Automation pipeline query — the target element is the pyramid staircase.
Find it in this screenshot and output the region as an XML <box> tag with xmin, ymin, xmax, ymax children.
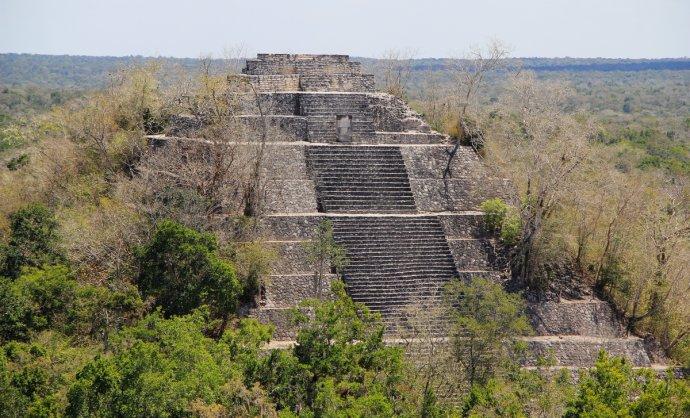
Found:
<box><xmin>330</xmin><ymin>215</ymin><xmax>457</xmax><ymax>331</ymax></box>
<box><xmin>214</xmin><ymin>53</ymin><xmax>668</xmax><ymax>369</ymax></box>
<box><xmin>307</xmin><ymin>146</ymin><xmax>416</xmax><ymax>213</ymax></box>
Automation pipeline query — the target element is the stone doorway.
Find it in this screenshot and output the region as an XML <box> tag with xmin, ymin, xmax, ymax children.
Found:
<box><xmin>336</xmin><ymin>115</ymin><xmax>352</xmax><ymax>142</ymax></box>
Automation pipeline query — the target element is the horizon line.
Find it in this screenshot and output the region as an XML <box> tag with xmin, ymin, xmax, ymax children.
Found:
<box><xmin>2</xmin><ymin>51</ymin><xmax>689</xmax><ymax>61</ymax></box>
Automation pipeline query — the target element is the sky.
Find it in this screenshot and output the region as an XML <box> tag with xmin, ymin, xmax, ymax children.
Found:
<box><xmin>1</xmin><ymin>0</ymin><xmax>689</xmax><ymax>59</ymax></box>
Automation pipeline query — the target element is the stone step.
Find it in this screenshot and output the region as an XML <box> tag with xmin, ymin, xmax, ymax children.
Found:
<box><xmin>323</xmin><ymin>204</ymin><xmax>417</xmax><ymax>210</ymax></box>
<box><xmin>323</xmin><ymin>208</ymin><xmax>418</xmax><ymax>214</ymax></box>
<box><xmin>313</xmin><ymin>167</ymin><xmax>407</xmax><ymax>171</ymax></box>
<box><xmin>330</xmin><ymin>215</ymin><xmax>459</xmax><ymax>331</ymax></box>
<box><xmin>527</xmin><ymin>300</ymin><xmax>626</xmax><ymax>338</ymax></box>
<box><xmin>346</xmin><ymin>263</ymin><xmax>456</xmax><ymax>271</ymax></box>
<box><xmin>316</xmin><ymin>178</ymin><xmax>411</xmax><ymax>183</ymax></box>
<box><xmin>346</xmin><ymin>285</ymin><xmax>449</xmax><ymax>295</ymax></box>
<box><xmin>336</xmin><ymin>232</ymin><xmax>448</xmax><ymax>239</ymax></box>
<box><xmin>322</xmin><ymin>204</ymin><xmax>417</xmax><ymax>211</ymax></box>
<box><xmin>309</xmin><ymin>145</ymin><xmax>417</xmax><ymax>212</ymax></box>
<box><xmin>345</xmin><ymin>244</ymin><xmax>451</xmax><ymax>250</ymax></box>
<box><xmin>337</xmin><ymin>238</ymin><xmax>449</xmax><ymax>245</ymax></box>
<box><xmin>312</xmin><ymin>162</ymin><xmax>406</xmax><ymax>166</ymax></box>
<box><xmin>314</xmin><ymin>189</ymin><xmax>416</xmax><ymax>195</ymax></box>
<box><xmin>347</xmin><ymin>263</ymin><xmax>455</xmax><ymax>270</ymax></box>
<box><xmin>345</xmin><ymin>253</ymin><xmax>453</xmax><ymax>261</ymax></box>
<box><xmin>523</xmin><ymin>336</ymin><xmax>651</xmax><ymax>367</ymax></box>
<box><xmin>346</xmin><ymin>272</ymin><xmax>455</xmax><ymax>279</ymax></box>
<box><xmin>318</xmin><ymin>191</ymin><xmax>415</xmax><ymax>197</ymax></box>
<box><xmin>345</xmin><ymin>250</ymin><xmax>452</xmax><ymax>258</ymax></box>
<box><xmin>308</xmin><ymin>151</ymin><xmax>403</xmax><ymax>156</ymax></box>
<box><xmin>345</xmin><ymin>271</ymin><xmax>455</xmax><ymax>278</ymax></box>
<box><xmin>337</xmin><ymin>243</ymin><xmax>451</xmax><ymax>252</ymax></box>
<box><xmin>335</xmin><ymin>227</ymin><xmax>445</xmax><ymax>234</ymax></box>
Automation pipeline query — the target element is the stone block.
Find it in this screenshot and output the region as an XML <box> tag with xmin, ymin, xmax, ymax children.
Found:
<box><xmin>523</xmin><ymin>336</ymin><xmax>651</xmax><ymax>367</ymax></box>
<box><xmin>264</xmin><ymin>179</ymin><xmax>318</xmax><ymax>214</ymax></box>
<box><xmin>258</xmin><ymin>215</ymin><xmax>325</xmax><ymax>240</ymax></box>
<box><xmin>447</xmin><ymin>238</ymin><xmax>500</xmax><ymax>271</ymax></box>
<box><xmin>265</xmin><ymin>241</ymin><xmax>313</xmax><ymax>275</ymax></box>
<box><xmin>409</xmin><ymin>178</ymin><xmax>507</xmax><ymax>212</ymax></box>
<box><xmin>437</xmin><ymin>213</ymin><xmax>489</xmax><ymax>239</ymax></box>
<box><xmin>527</xmin><ymin>300</ymin><xmax>626</xmax><ymax>337</ymax></box>
<box><xmin>264</xmin><ymin>274</ymin><xmax>335</xmax><ymax>307</ymax></box>
<box><xmin>401</xmin><ymin>145</ymin><xmax>486</xmax><ymax>179</ymax></box>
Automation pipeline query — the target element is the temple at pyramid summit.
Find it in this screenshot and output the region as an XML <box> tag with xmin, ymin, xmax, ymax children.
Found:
<box><xmin>158</xmin><ymin>53</ymin><xmax>665</xmax><ymax>368</ymax></box>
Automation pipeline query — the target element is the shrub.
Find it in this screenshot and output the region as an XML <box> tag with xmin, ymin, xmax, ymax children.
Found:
<box><xmin>499</xmin><ymin>212</ymin><xmax>522</xmax><ymax>246</ymax></box>
<box><xmin>480</xmin><ymin>198</ymin><xmax>510</xmax><ymax>232</ymax></box>
<box><xmin>0</xmin><ymin>265</ymin><xmax>142</xmax><ymax>343</ymax></box>
<box><xmin>480</xmin><ymin>198</ymin><xmax>522</xmax><ymax>246</ymax></box>
<box><xmin>135</xmin><ymin>220</ymin><xmax>242</xmax><ymax>319</ymax></box>
<box><xmin>1</xmin><ymin>204</ymin><xmax>64</xmax><ymax>278</ymax></box>
<box><xmin>66</xmin><ymin>311</ymin><xmax>275</xmax><ymax>417</ymax></box>
<box><xmin>6</xmin><ymin>153</ymin><xmax>29</xmax><ymax>171</ymax></box>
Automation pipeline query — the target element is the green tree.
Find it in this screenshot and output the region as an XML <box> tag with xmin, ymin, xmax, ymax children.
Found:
<box><xmin>1</xmin><ymin>203</ymin><xmax>63</xmax><ymax>278</ymax></box>
<box><xmin>135</xmin><ymin>220</ymin><xmax>242</xmax><ymax>324</ymax></box>
<box><xmin>253</xmin><ymin>281</ymin><xmax>416</xmax><ymax>416</ymax></box>
<box><xmin>0</xmin><ymin>332</ymin><xmax>100</xmax><ymax>417</ymax></box>
<box><xmin>0</xmin><ymin>265</ymin><xmax>142</xmax><ymax>344</ymax></box>
<box><xmin>303</xmin><ymin>220</ymin><xmax>347</xmax><ymax>299</ymax></box>
<box><xmin>446</xmin><ymin>277</ymin><xmax>532</xmax><ymax>387</ymax></box>
<box><xmin>566</xmin><ymin>351</ymin><xmax>690</xmax><ymax>418</ymax></box>
<box><xmin>66</xmin><ymin>310</ymin><xmax>276</xmax><ymax>417</ymax></box>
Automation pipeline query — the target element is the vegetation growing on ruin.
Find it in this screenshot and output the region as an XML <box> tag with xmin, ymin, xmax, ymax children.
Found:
<box><xmin>397</xmin><ymin>44</ymin><xmax>690</xmax><ymax>368</ymax></box>
<box><xmin>0</xmin><ymin>53</ymin><xmax>689</xmax><ymax>415</ymax></box>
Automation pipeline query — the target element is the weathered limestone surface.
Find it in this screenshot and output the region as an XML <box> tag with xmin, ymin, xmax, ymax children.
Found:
<box><xmin>252</xmin><ymin>308</ymin><xmax>300</xmax><ymax>340</ymax></box>
<box><xmin>160</xmin><ymin>54</ymin><xmax>660</xmax><ymax>368</ymax></box>
<box><xmin>523</xmin><ymin>337</ymin><xmax>651</xmax><ymax>367</ymax></box>
<box><xmin>244</xmin><ymin>54</ymin><xmax>362</xmax><ymax>76</ymax></box>
<box><xmin>447</xmin><ymin>239</ymin><xmax>501</xmax><ymax>271</ymax></box>
<box><xmin>264</xmin><ymin>180</ymin><xmax>318</xmax><ymax>214</ymax></box>
<box><xmin>245</xmin><ymin>74</ymin><xmax>301</xmax><ymax>92</ymax></box>
<box><xmin>264</xmin><ymin>274</ymin><xmax>335</xmax><ymax>308</ymax></box>
<box><xmin>257</xmin><ymin>215</ymin><xmax>325</xmax><ymax>240</ymax></box>
<box><xmin>266</xmin><ymin>241</ymin><xmax>312</xmax><ymax>275</ymax></box>
<box><xmin>528</xmin><ymin>300</ymin><xmax>626</xmax><ymax>337</ymax></box>
<box><xmin>370</xmin><ymin>132</ymin><xmax>446</xmax><ymax>144</ymax></box>
<box><xmin>437</xmin><ymin>213</ymin><xmax>488</xmax><ymax>239</ymax></box>
<box><xmin>237</xmin><ymin>115</ymin><xmax>307</xmax><ymax>141</ymax></box>
<box><xmin>369</xmin><ymin>93</ymin><xmax>432</xmax><ymax>132</ymax></box>
<box><xmin>300</xmin><ymin>74</ymin><xmax>375</xmax><ymax>92</ymax></box>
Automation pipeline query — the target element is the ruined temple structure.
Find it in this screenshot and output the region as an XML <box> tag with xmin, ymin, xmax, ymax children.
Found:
<box><xmin>159</xmin><ymin>54</ymin><xmax>665</xmax><ymax>369</ymax></box>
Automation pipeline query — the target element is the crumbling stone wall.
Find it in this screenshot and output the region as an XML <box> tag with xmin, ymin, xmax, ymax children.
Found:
<box><xmin>244</xmin><ymin>54</ymin><xmax>362</xmax><ymax>75</ymax></box>
<box><xmin>300</xmin><ymin>74</ymin><xmax>375</xmax><ymax>92</ymax></box>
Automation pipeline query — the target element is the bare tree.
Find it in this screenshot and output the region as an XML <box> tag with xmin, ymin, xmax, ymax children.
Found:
<box><xmin>486</xmin><ymin>73</ymin><xmax>594</xmax><ymax>289</ymax></box>
<box><xmin>444</xmin><ymin>40</ymin><xmax>510</xmax><ymax>178</ymax></box>
<box><xmin>131</xmin><ymin>52</ymin><xmax>274</xmax><ymax>230</ymax></box>
<box><xmin>379</xmin><ymin>48</ymin><xmax>417</xmax><ymax>99</ymax></box>
<box><xmin>624</xmin><ymin>180</ymin><xmax>690</xmax><ymax>341</ymax></box>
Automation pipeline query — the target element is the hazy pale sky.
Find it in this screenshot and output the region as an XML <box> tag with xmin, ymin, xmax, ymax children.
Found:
<box><xmin>1</xmin><ymin>0</ymin><xmax>689</xmax><ymax>58</ymax></box>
